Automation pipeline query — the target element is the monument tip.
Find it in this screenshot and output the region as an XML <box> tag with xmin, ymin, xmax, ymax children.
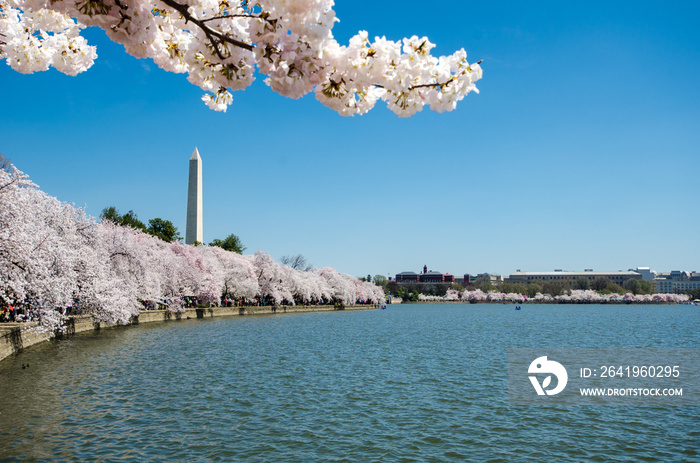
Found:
<box><xmin>190</xmin><ymin>147</ymin><xmax>201</xmax><ymax>161</ymax></box>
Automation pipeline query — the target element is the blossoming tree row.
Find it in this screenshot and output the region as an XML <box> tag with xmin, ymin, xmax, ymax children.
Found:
<box><xmin>0</xmin><ymin>164</ymin><xmax>384</xmax><ymax>331</ymax></box>
<box><xmin>418</xmin><ymin>289</ymin><xmax>690</xmax><ymax>304</ymax></box>
<box><xmin>0</xmin><ymin>0</ymin><xmax>482</xmax><ymax>115</ymax></box>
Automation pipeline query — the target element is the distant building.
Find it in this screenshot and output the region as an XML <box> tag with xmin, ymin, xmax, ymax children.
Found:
<box><xmin>505</xmin><ymin>269</ymin><xmax>642</xmax><ymax>286</ymax></box>
<box><xmin>395</xmin><ymin>272</ymin><xmax>419</xmax><ymax>283</ymax></box>
<box><xmin>421</xmin><ymin>271</ymin><xmax>454</xmax><ymax>283</ymax></box>
<box><xmin>474</xmin><ymin>273</ymin><xmax>502</xmax><ymax>285</ymax></box>
<box><xmin>631</xmin><ymin>267</ymin><xmax>656</xmax><ymax>281</ymax></box>
<box><xmin>395</xmin><ymin>265</ymin><xmax>454</xmax><ymax>284</ymax></box>
<box><xmin>654</xmin><ymin>271</ymin><xmax>700</xmax><ymax>293</ymax></box>
<box><xmin>454</xmin><ymin>275</ymin><xmax>472</xmax><ymax>286</ymax></box>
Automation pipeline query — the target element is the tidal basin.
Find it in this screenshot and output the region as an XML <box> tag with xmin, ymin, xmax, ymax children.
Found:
<box><xmin>0</xmin><ymin>303</ymin><xmax>698</xmax><ymax>461</ymax></box>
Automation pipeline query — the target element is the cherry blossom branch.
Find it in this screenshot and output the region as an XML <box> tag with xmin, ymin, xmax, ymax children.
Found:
<box><xmin>374</xmin><ymin>60</ymin><xmax>483</xmax><ymax>92</ymax></box>
<box><xmin>31</xmin><ymin>234</ymin><xmax>50</xmax><ymax>253</ymax></box>
<box><xmin>110</xmin><ymin>251</ymin><xmax>134</xmax><ymax>259</ymax></box>
<box><xmin>3</xmin><ymin>2</ymin><xmax>483</xmax><ymax>116</ymax></box>
<box><xmin>11</xmin><ymin>261</ymin><xmax>26</xmax><ymax>272</ymax></box>
<box><xmin>200</xmin><ymin>13</ymin><xmax>259</xmax><ymax>24</ymax></box>
<box><xmin>159</xmin><ymin>0</ymin><xmax>254</xmax><ymax>55</ymax></box>
<box><xmin>0</xmin><ymin>176</ymin><xmax>19</xmax><ymax>192</ymax></box>
<box><xmin>76</xmin><ymin>223</ymin><xmax>95</xmax><ymax>238</ymax></box>
<box><xmin>112</xmin><ymin>0</ymin><xmax>131</xmax><ymax>28</ymax></box>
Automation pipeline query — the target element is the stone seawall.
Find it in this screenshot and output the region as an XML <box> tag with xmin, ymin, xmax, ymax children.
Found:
<box><xmin>0</xmin><ymin>304</ymin><xmax>376</xmax><ymax>363</ymax></box>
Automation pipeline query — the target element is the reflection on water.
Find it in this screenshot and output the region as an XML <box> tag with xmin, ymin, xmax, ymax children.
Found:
<box><xmin>0</xmin><ymin>304</ymin><xmax>698</xmax><ymax>461</ymax></box>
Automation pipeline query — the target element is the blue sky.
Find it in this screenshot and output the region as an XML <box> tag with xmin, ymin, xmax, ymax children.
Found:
<box><xmin>2</xmin><ymin>0</ymin><xmax>699</xmax><ymax>279</ymax></box>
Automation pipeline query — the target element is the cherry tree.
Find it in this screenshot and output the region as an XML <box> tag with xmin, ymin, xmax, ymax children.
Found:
<box><xmin>71</xmin><ymin>215</ymin><xmax>139</xmax><ymax>326</ymax></box>
<box><xmin>461</xmin><ymin>289</ymin><xmax>486</xmax><ymax>302</ymax></box>
<box><xmin>317</xmin><ymin>266</ymin><xmax>356</xmax><ymax>304</ymax></box>
<box><xmin>0</xmin><ymin>0</ymin><xmax>482</xmax><ymax>116</ymax></box>
<box><xmin>99</xmin><ymin>221</ymin><xmax>161</xmax><ymax>303</ymax></box>
<box><xmin>364</xmin><ymin>279</ymin><xmax>384</xmax><ymax>304</ymax></box>
<box><xmin>296</xmin><ymin>268</ymin><xmax>332</xmax><ymax>303</ymax></box>
<box><xmin>504</xmin><ymin>292</ymin><xmax>525</xmax><ymax>303</ymax></box>
<box><xmin>0</xmin><ymin>165</ymin><xmax>79</xmax><ymax>329</ymax></box>
<box><xmin>208</xmin><ymin>245</ymin><xmax>259</xmax><ymax>301</ymax></box>
<box><xmin>253</xmin><ymin>250</ymin><xmax>293</xmax><ymax>304</ymax></box>
<box><xmin>444</xmin><ymin>289</ymin><xmax>460</xmax><ymax>301</ymax></box>
<box><xmin>1</xmin><ymin>163</ymin><xmax>386</xmax><ymax>330</ymax></box>
<box><xmin>0</xmin><ymin>165</ymin><xmax>136</xmax><ymax>330</ymax></box>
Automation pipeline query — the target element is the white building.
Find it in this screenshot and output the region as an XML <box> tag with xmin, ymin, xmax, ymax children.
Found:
<box><xmin>654</xmin><ymin>271</ymin><xmax>700</xmax><ymax>294</ymax></box>
<box><xmin>506</xmin><ymin>269</ymin><xmax>642</xmax><ymax>286</ymax></box>
<box><xmin>631</xmin><ymin>267</ymin><xmax>656</xmax><ymax>281</ymax></box>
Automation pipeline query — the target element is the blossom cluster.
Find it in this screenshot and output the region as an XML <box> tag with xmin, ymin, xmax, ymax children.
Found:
<box><xmin>0</xmin><ymin>0</ymin><xmax>482</xmax><ymax>116</ymax></box>
<box><xmin>0</xmin><ymin>164</ymin><xmax>384</xmax><ymax>332</ymax></box>
<box><xmin>418</xmin><ymin>289</ymin><xmax>690</xmax><ymax>304</ymax></box>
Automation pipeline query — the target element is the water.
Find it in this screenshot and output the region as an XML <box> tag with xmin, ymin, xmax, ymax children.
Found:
<box><xmin>0</xmin><ymin>304</ymin><xmax>698</xmax><ymax>462</ymax></box>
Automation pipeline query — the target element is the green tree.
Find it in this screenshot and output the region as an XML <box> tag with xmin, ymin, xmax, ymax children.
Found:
<box><xmin>386</xmin><ymin>280</ymin><xmax>399</xmax><ymax>295</ymax></box>
<box><xmin>607</xmin><ymin>283</ymin><xmax>626</xmax><ymax>295</ymax></box>
<box><xmin>592</xmin><ymin>276</ymin><xmax>611</xmax><ymax>291</ymax></box>
<box><xmin>575</xmin><ymin>277</ymin><xmax>590</xmax><ymax>290</ymax></box>
<box><xmin>473</xmin><ymin>274</ymin><xmax>496</xmax><ymax>292</ymax></box>
<box><xmin>100</xmin><ymin>206</ymin><xmax>146</xmax><ymax>231</ymax></box>
<box><xmin>542</xmin><ymin>282</ymin><xmax>565</xmax><ymax>297</ymax></box>
<box><xmin>450</xmin><ymin>282</ymin><xmax>465</xmax><ymax>292</ymax></box>
<box><xmin>501</xmin><ymin>282</ymin><xmax>527</xmax><ymax>295</ymax></box>
<box><xmin>406</xmin><ymin>290</ymin><xmax>420</xmax><ymax>302</ymax></box>
<box><xmin>526</xmin><ymin>283</ymin><xmax>542</xmax><ymax>299</ymax></box>
<box><xmin>373</xmin><ymin>275</ymin><xmax>388</xmax><ymax>288</ymax></box>
<box><xmin>624</xmin><ymin>279</ymin><xmax>652</xmax><ymax>295</ymax></box>
<box><xmin>623</xmin><ymin>279</ymin><xmax>641</xmax><ymax>295</ymax></box>
<box><xmin>480</xmin><ymin>282</ymin><xmax>496</xmax><ymax>292</ymax></box>
<box><xmin>210</xmin><ymin>234</ymin><xmax>246</xmax><ymax>254</ymax></box>
<box><xmin>147</xmin><ymin>218</ymin><xmax>181</xmax><ymax>242</ymax></box>
<box><xmin>121</xmin><ymin>210</ymin><xmax>147</xmax><ymax>231</ymax></box>
<box><xmin>100</xmin><ymin>206</ymin><xmax>121</xmax><ymax>222</ymax></box>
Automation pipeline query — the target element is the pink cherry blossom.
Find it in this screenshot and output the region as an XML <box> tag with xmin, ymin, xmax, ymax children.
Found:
<box><xmin>0</xmin><ymin>164</ymin><xmax>385</xmax><ymax>332</ymax></box>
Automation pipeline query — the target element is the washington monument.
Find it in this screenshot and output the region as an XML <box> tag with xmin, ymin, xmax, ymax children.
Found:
<box><xmin>186</xmin><ymin>148</ymin><xmax>203</xmax><ymax>244</ymax></box>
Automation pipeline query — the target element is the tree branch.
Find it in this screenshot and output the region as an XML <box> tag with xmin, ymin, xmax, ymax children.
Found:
<box><xmin>112</xmin><ymin>0</ymin><xmax>131</xmax><ymax>28</ymax></box>
<box><xmin>31</xmin><ymin>234</ymin><xmax>50</xmax><ymax>253</ymax></box>
<box><xmin>373</xmin><ymin>60</ymin><xmax>482</xmax><ymax>92</ymax></box>
<box><xmin>110</xmin><ymin>251</ymin><xmax>133</xmax><ymax>259</ymax></box>
<box><xmin>159</xmin><ymin>0</ymin><xmax>254</xmax><ymax>57</ymax></box>
<box><xmin>12</xmin><ymin>261</ymin><xmax>27</xmax><ymax>272</ymax></box>
<box><xmin>200</xmin><ymin>13</ymin><xmax>259</xmax><ymax>24</ymax></box>
<box><xmin>0</xmin><ymin>178</ymin><xmax>17</xmax><ymax>192</ymax></box>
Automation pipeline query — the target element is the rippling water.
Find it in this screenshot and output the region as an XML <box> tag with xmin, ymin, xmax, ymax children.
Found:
<box><xmin>0</xmin><ymin>304</ymin><xmax>698</xmax><ymax>461</ymax></box>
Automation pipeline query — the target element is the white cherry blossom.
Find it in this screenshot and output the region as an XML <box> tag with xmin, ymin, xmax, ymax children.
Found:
<box><xmin>1</xmin><ymin>0</ymin><xmax>482</xmax><ymax>115</ymax></box>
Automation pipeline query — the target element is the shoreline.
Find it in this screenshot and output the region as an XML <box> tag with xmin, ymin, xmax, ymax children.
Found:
<box><xmin>0</xmin><ymin>304</ymin><xmax>377</xmax><ymax>363</ymax></box>
<box><xmin>406</xmin><ymin>300</ymin><xmax>690</xmax><ymax>305</ymax></box>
